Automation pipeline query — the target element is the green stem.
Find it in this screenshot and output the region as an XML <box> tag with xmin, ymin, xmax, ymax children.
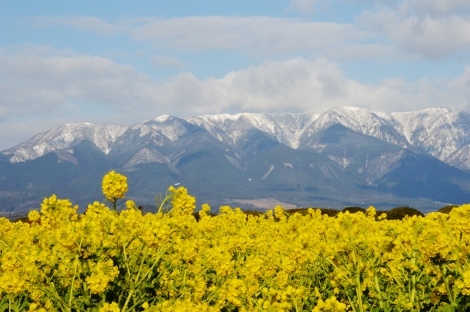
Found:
<box><xmin>133</xmin><ymin>245</ymin><xmax>149</xmax><ymax>283</ymax></box>
<box><xmin>346</xmin><ymin>294</ymin><xmax>359</xmax><ymax>312</ymax></box>
<box><xmin>440</xmin><ymin>263</ymin><xmax>456</xmax><ymax>306</ymax></box>
<box><xmin>355</xmin><ymin>272</ymin><xmax>364</xmax><ymax>312</ymax></box>
<box><xmin>68</xmin><ymin>237</ymin><xmax>83</xmax><ymax>310</ymax></box>
<box><xmin>122</xmin><ymin>240</ymin><xmax>131</xmax><ymax>275</ymax></box>
<box><xmin>121</xmin><ymin>289</ymin><xmax>134</xmax><ymax>312</ymax></box>
<box><xmin>157</xmin><ymin>194</ymin><xmax>172</xmax><ymax>214</ymax></box>
<box><xmin>409</xmin><ymin>252</ymin><xmax>416</xmax><ymax>306</ymax></box>
<box><xmin>120</xmin><ymin>246</ymin><xmax>166</xmax><ymax>309</ymax></box>
<box><xmin>374</xmin><ymin>273</ymin><xmax>384</xmax><ymax>309</ymax></box>
<box><xmin>351</xmin><ymin>250</ymin><xmax>364</xmax><ymax>312</ymax></box>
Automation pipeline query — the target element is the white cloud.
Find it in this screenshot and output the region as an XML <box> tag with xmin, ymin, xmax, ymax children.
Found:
<box><xmin>358</xmin><ymin>1</ymin><xmax>470</xmax><ymax>59</ymax></box>
<box><xmin>0</xmin><ymin>47</ymin><xmax>160</xmax><ymax>121</ymax></box>
<box><xmin>406</xmin><ymin>0</ymin><xmax>470</xmax><ymax>16</ymax></box>
<box><xmin>321</xmin><ymin>0</ymin><xmax>470</xmax><ymax>16</ymax></box>
<box><xmin>26</xmin><ymin>16</ymin><xmax>372</xmax><ymax>58</ymax></box>
<box><xmin>449</xmin><ymin>67</ymin><xmax>470</xmax><ymax>105</ymax></box>
<box><xmin>192</xmin><ymin>57</ymin><xmax>470</xmax><ymax>114</ymax></box>
<box><xmin>23</xmin><ymin>2</ymin><xmax>470</xmax><ymax>62</ymax></box>
<box><xmin>129</xmin><ymin>16</ymin><xmax>369</xmax><ymax>57</ymax></box>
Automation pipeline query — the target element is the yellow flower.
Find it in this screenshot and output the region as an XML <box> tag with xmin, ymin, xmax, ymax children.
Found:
<box><xmin>274</xmin><ymin>205</ymin><xmax>286</xmax><ymax>220</ymax></box>
<box><xmin>6</xmin><ymin>171</ymin><xmax>470</xmax><ymax>311</ymax></box>
<box><xmin>28</xmin><ymin>210</ymin><xmax>40</xmax><ymax>222</ymax></box>
<box><xmin>366</xmin><ymin>206</ymin><xmax>376</xmax><ymax>218</ymax></box>
<box><xmin>201</xmin><ymin>203</ymin><xmax>211</xmax><ymax>213</ymax></box>
<box><xmin>102</xmin><ymin>170</ymin><xmax>128</xmax><ymax>203</ymax></box>
<box><xmin>456</xmin><ymin>269</ymin><xmax>470</xmax><ymax>295</ymax></box>
<box><xmin>125</xmin><ymin>199</ymin><xmax>137</xmax><ymax>210</ymax></box>
<box><xmin>99</xmin><ymin>302</ymin><xmax>120</xmax><ymax>312</ymax></box>
<box><xmin>168</xmin><ymin>186</ymin><xmax>196</xmax><ymax>215</ymax></box>
<box><xmin>312</xmin><ymin>296</ymin><xmax>347</xmax><ymax>311</ymax></box>
<box><xmin>378</xmin><ymin>213</ymin><xmax>387</xmax><ymax>220</ymax></box>
<box><xmin>86</xmin><ymin>260</ymin><xmax>119</xmax><ymax>294</ymax></box>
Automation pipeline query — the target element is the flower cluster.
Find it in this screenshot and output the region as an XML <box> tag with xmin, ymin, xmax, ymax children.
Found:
<box><xmin>1</xmin><ymin>172</ymin><xmax>470</xmax><ymax>311</ymax></box>
<box><xmin>102</xmin><ymin>170</ymin><xmax>128</xmax><ymax>206</ymax></box>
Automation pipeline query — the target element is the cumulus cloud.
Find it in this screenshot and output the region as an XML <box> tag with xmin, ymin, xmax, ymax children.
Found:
<box><xmin>195</xmin><ymin>57</ymin><xmax>470</xmax><ymax>114</ymax></box>
<box><xmin>0</xmin><ymin>49</ymin><xmax>158</xmax><ymax>121</ymax></box>
<box><xmin>357</xmin><ymin>0</ymin><xmax>470</xmax><ymax>59</ymax></box>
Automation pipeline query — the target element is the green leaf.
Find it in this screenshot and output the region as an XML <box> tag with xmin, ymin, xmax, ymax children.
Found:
<box><xmin>438</xmin><ymin>303</ymin><xmax>456</xmax><ymax>312</ymax></box>
<box><xmin>0</xmin><ymin>303</ymin><xmax>10</xmax><ymax>311</ymax></box>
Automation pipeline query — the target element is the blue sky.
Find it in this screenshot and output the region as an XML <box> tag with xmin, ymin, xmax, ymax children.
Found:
<box><xmin>1</xmin><ymin>0</ymin><xmax>470</xmax><ymax>149</ymax></box>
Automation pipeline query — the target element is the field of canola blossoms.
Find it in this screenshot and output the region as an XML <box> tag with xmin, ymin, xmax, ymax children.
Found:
<box><xmin>1</xmin><ymin>171</ymin><xmax>470</xmax><ymax>311</ymax></box>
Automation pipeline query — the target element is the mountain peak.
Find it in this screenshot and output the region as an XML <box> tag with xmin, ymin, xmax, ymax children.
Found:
<box><xmin>155</xmin><ymin>115</ymin><xmax>171</xmax><ymax>122</ymax></box>
<box><xmin>3</xmin><ymin>123</ymin><xmax>128</xmax><ymax>163</ymax></box>
<box><xmin>391</xmin><ymin>107</ymin><xmax>470</xmax><ymax>161</ymax></box>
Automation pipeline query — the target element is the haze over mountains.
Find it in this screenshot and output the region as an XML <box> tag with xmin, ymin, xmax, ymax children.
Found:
<box><xmin>2</xmin><ymin>106</ymin><xmax>470</xmax><ymax>214</ymax></box>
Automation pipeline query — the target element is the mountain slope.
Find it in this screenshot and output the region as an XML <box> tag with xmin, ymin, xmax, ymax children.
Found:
<box><xmin>391</xmin><ymin>107</ymin><xmax>470</xmax><ymax>170</ymax></box>
<box><xmin>376</xmin><ymin>152</ymin><xmax>470</xmax><ymax>203</ymax></box>
<box><xmin>3</xmin><ymin>106</ymin><xmax>470</xmax><ymax>213</ymax></box>
<box><xmin>302</xmin><ymin>106</ymin><xmax>411</xmax><ymax>148</ymax></box>
<box><xmin>3</xmin><ymin>123</ymin><xmax>127</xmax><ymax>163</ymax></box>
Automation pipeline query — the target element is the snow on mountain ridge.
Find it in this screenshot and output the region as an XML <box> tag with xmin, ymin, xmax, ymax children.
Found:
<box><xmin>391</xmin><ymin>107</ymin><xmax>470</xmax><ymax>161</ymax></box>
<box><xmin>187</xmin><ymin>112</ymin><xmax>319</xmax><ymax>148</ymax></box>
<box><xmin>124</xmin><ymin>148</ymin><xmax>169</xmax><ymax>168</ymax></box>
<box><xmin>184</xmin><ymin>116</ymin><xmax>231</xmax><ymax>143</ymax></box>
<box><xmin>302</xmin><ymin>107</ymin><xmax>411</xmax><ymax>149</ymax></box>
<box><xmin>269</xmin><ymin>112</ymin><xmax>319</xmax><ymax>148</ymax></box>
<box><xmin>4</xmin><ymin>107</ymin><xmax>470</xmax><ymax>171</ymax></box>
<box><xmin>183</xmin><ymin>107</ymin><xmax>470</xmax><ymax>170</ymax></box>
<box><xmin>4</xmin><ymin>123</ymin><xmax>128</xmax><ymax>163</ymax></box>
<box><xmin>136</xmin><ymin>118</ymin><xmax>191</xmax><ymax>142</ymax></box>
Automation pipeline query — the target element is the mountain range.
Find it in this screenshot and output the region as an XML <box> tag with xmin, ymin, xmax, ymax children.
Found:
<box><xmin>2</xmin><ymin>106</ymin><xmax>470</xmax><ymax>214</ymax></box>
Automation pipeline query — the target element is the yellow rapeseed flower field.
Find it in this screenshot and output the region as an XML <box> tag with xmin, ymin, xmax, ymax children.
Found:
<box><xmin>1</xmin><ymin>171</ymin><xmax>470</xmax><ymax>311</ymax></box>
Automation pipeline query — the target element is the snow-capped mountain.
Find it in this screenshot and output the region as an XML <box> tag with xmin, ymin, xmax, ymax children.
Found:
<box><xmin>391</xmin><ymin>107</ymin><xmax>470</xmax><ymax>167</ymax></box>
<box><xmin>2</xmin><ymin>106</ymin><xmax>470</xmax><ymax>213</ymax></box>
<box><xmin>4</xmin><ymin>123</ymin><xmax>128</xmax><ymax>163</ymax></box>
<box><xmin>186</xmin><ymin>106</ymin><xmax>470</xmax><ymax>170</ymax></box>
<box><xmin>303</xmin><ymin>106</ymin><xmax>411</xmax><ymax>149</ymax></box>
<box><xmin>6</xmin><ymin>106</ymin><xmax>470</xmax><ymax>170</ymax></box>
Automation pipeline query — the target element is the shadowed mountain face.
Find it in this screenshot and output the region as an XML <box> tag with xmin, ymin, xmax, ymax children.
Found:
<box><xmin>2</xmin><ymin>107</ymin><xmax>470</xmax><ymax>214</ymax></box>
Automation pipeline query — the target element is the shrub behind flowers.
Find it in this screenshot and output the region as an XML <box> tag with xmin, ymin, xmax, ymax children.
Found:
<box><xmin>1</xmin><ymin>171</ymin><xmax>470</xmax><ymax>311</ymax></box>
